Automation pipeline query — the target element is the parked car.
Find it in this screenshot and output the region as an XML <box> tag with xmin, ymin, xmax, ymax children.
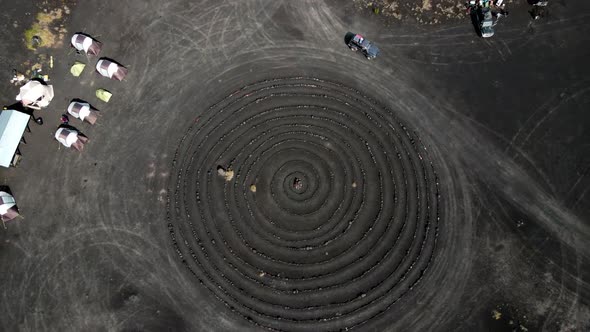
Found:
<box><xmin>479</xmin><ymin>7</ymin><xmax>495</xmax><ymax>38</ymax></box>
<box><xmin>347</xmin><ymin>34</ymin><xmax>379</xmax><ymax>59</ymax></box>
<box><xmin>467</xmin><ymin>2</ymin><xmax>495</xmax><ymax>38</ymax></box>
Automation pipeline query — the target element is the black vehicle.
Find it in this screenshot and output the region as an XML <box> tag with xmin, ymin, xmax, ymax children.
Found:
<box><xmin>347</xmin><ymin>34</ymin><xmax>379</xmax><ymax>60</ymax></box>
<box><xmin>467</xmin><ymin>2</ymin><xmax>495</xmax><ymax>38</ymax></box>
<box><xmin>479</xmin><ymin>7</ymin><xmax>495</xmax><ymax>38</ymax></box>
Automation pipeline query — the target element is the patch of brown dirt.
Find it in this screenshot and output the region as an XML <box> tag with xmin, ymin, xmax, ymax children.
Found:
<box><xmin>353</xmin><ymin>0</ymin><xmax>515</xmax><ymax>25</ymax></box>
<box><xmin>23</xmin><ymin>1</ymin><xmax>76</xmax><ymax>50</ymax></box>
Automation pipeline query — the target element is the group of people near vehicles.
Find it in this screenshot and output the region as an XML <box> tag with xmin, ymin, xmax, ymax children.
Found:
<box><xmin>529</xmin><ymin>0</ymin><xmax>549</xmax><ymax>20</ymax></box>
<box><xmin>467</xmin><ymin>0</ymin><xmax>551</xmax><ymax>38</ymax></box>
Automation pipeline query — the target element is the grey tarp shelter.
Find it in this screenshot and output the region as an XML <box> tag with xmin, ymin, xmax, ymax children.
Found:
<box><xmin>0</xmin><ymin>110</ymin><xmax>30</xmax><ymax>168</ymax></box>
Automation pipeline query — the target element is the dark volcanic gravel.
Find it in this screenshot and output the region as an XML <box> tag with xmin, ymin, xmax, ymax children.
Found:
<box><xmin>0</xmin><ymin>0</ymin><xmax>589</xmax><ymax>331</ymax></box>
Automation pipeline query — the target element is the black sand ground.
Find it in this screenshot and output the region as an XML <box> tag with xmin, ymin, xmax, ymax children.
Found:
<box><xmin>0</xmin><ymin>0</ymin><xmax>589</xmax><ymax>331</ymax></box>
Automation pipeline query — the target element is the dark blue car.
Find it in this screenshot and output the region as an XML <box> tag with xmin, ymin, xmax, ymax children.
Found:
<box><xmin>347</xmin><ymin>34</ymin><xmax>379</xmax><ymax>60</ymax></box>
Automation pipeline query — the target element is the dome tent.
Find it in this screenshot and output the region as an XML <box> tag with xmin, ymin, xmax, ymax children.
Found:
<box><xmin>67</xmin><ymin>101</ymin><xmax>98</xmax><ymax>125</ymax></box>
<box><xmin>16</xmin><ymin>80</ymin><xmax>54</xmax><ymax>110</ymax></box>
<box><xmin>0</xmin><ymin>190</ymin><xmax>20</xmax><ymax>225</ymax></box>
<box><xmin>55</xmin><ymin>127</ymin><xmax>89</xmax><ymax>151</ymax></box>
<box><xmin>96</xmin><ymin>58</ymin><xmax>128</xmax><ymax>81</ymax></box>
<box><xmin>71</xmin><ymin>33</ymin><xmax>102</xmax><ymax>56</ymax></box>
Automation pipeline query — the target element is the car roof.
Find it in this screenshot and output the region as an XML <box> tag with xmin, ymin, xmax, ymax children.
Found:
<box><xmin>367</xmin><ymin>45</ymin><xmax>379</xmax><ymax>56</ymax></box>
<box><xmin>352</xmin><ymin>33</ymin><xmax>378</xmax><ymax>56</ymax></box>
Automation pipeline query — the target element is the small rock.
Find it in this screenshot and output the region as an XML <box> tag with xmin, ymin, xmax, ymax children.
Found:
<box><xmin>492</xmin><ymin>309</ymin><xmax>502</xmax><ymax>320</ymax></box>
<box><xmin>217</xmin><ymin>166</ymin><xmax>226</xmax><ymax>176</ymax></box>
<box><xmin>224</xmin><ymin>170</ymin><xmax>234</xmax><ymax>181</ymax></box>
<box><xmin>216</xmin><ymin>166</ymin><xmax>234</xmax><ymax>181</ymax></box>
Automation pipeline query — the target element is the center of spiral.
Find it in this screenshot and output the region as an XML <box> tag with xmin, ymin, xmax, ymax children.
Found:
<box><xmin>288</xmin><ymin>173</ymin><xmax>307</xmax><ymax>194</ymax></box>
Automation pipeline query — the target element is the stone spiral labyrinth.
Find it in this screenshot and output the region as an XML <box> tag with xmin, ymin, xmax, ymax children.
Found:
<box><xmin>167</xmin><ymin>77</ymin><xmax>441</xmax><ymax>331</ymax></box>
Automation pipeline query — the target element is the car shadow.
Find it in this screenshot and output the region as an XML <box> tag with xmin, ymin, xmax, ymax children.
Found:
<box><xmin>0</xmin><ymin>185</ymin><xmax>14</xmax><ymax>195</ymax></box>
<box><xmin>344</xmin><ymin>32</ymin><xmax>355</xmax><ymax>46</ymax></box>
<box><xmin>470</xmin><ymin>10</ymin><xmax>482</xmax><ymax>37</ymax></box>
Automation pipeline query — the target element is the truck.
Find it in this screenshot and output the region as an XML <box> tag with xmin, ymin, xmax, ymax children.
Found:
<box><xmin>347</xmin><ymin>34</ymin><xmax>380</xmax><ymax>60</ymax></box>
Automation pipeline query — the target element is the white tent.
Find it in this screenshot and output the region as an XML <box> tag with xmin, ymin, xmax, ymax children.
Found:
<box><xmin>71</xmin><ymin>33</ymin><xmax>102</xmax><ymax>56</ymax></box>
<box><xmin>16</xmin><ymin>80</ymin><xmax>54</xmax><ymax>110</ymax></box>
<box><xmin>67</xmin><ymin>101</ymin><xmax>98</xmax><ymax>125</ymax></box>
<box><xmin>96</xmin><ymin>59</ymin><xmax>128</xmax><ymax>81</ymax></box>
<box><xmin>0</xmin><ymin>191</ymin><xmax>19</xmax><ymax>223</ymax></box>
<box><xmin>55</xmin><ymin>127</ymin><xmax>89</xmax><ymax>151</ymax></box>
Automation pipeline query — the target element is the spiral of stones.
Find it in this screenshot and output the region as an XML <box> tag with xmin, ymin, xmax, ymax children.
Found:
<box><xmin>167</xmin><ymin>77</ymin><xmax>440</xmax><ymax>331</ymax></box>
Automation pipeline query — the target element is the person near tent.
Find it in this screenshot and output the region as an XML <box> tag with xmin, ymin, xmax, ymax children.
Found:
<box><xmin>493</xmin><ymin>4</ymin><xmax>509</xmax><ymax>23</ymax></box>
<box><xmin>54</xmin><ymin>127</ymin><xmax>89</xmax><ymax>151</ymax></box>
<box><xmin>10</xmin><ymin>70</ymin><xmax>26</xmax><ymax>85</ymax></box>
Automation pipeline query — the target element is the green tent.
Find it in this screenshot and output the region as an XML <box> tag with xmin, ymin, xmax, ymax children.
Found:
<box><xmin>96</xmin><ymin>89</ymin><xmax>112</xmax><ymax>103</ymax></box>
<box><xmin>70</xmin><ymin>61</ymin><xmax>86</xmax><ymax>77</ymax></box>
